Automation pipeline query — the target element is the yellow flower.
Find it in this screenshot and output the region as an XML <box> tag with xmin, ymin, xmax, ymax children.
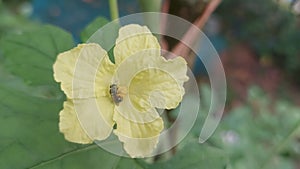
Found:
<box><xmin>53</xmin><ymin>24</ymin><xmax>188</xmax><ymax>158</ymax></box>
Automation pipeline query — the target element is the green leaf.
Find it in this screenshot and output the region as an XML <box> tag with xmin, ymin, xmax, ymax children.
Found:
<box><xmin>0</xmin><ymin>76</ymin><xmax>64</xmax><ymax>168</ymax></box>
<box><xmin>82</xmin><ymin>17</ymin><xmax>120</xmax><ymax>63</ymax></box>
<box><xmin>0</xmin><ymin>72</ymin><xmax>226</xmax><ymax>169</ymax></box>
<box><xmin>81</xmin><ymin>16</ymin><xmax>120</xmax><ymax>63</ymax></box>
<box><xmin>0</xmin><ymin>74</ymin><xmax>227</xmax><ymax>169</ymax></box>
<box><xmin>107</xmin><ymin>45</ymin><xmax>115</xmax><ymax>64</ymax></box>
<box><xmin>216</xmin><ymin>89</ymin><xmax>300</xmax><ymax>169</ymax></box>
<box><xmin>0</xmin><ymin>24</ymin><xmax>227</xmax><ymax>169</ymax></box>
<box><xmin>147</xmin><ymin>137</ymin><xmax>228</xmax><ymax>169</ymax></box>
<box><xmin>80</xmin><ymin>17</ymin><xmax>110</xmax><ymax>43</ymax></box>
<box><xmin>0</xmin><ymin>24</ymin><xmax>133</xmax><ymax>169</ymax></box>
<box><xmin>0</xmin><ymin>25</ymin><xmax>74</xmax><ymax>86</ymax></box>
<box><xmin>0</xmin><ymin>25</ymin><xmax>121</xmax><ymax>169</ymax></box>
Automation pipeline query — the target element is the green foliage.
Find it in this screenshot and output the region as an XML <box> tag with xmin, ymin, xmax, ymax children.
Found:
<box><xmin>216</xmin><ymin>0</ymin><xmax>300</xmax><ymax>83</ymax></box>
<box><xmin>80</xmin><ymin>17</ymin><xmax>109</xmax><ymax>43</ymax></box>
<box><xmin>0</xmin><ymin>21</ymin><xmax>228</xmax><ymax>169</ymax></box>
<box><xmin>0</xmin><ymin>2</ymin><xmax>38</xmax><ymax>38</ymax></box>
<box><xmin>1</xmin><ymin>25</ymin><xmax>74</xmax><ymax>86</ymax></box>
<box><xmin>147</xmin><ymin>138</ymin><xmax>227</xmax><ymax>169</ymax></box>
<box><xmin>81</xmin><ymin>16</ymin><xmax>120</xmax><ymax>63</ymax></box>
<box><xmin>214</xmin><ymin>86</ymin><xmax>300</xmax><ymax>169</ymax></box>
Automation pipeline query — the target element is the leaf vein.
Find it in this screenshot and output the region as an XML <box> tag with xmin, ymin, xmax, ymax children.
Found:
<box><xmin>5</xmin><ymin>39</ymin><xmax>54</xmax><ymax>61</ymax></box>
<box><xmin>27</xmin><ymin>144</ymin><xmax>98</xmax><ymax>169</ymax></box>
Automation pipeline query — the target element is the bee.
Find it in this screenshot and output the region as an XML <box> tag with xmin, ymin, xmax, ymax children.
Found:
<box><xmin>109</xmin><ymin>84</ymin><xmax>123</xmax><ymax>105</ymax></box>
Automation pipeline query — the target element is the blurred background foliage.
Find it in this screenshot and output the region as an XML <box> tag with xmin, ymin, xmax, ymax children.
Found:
<box><xmin>0</xmin><ymin>0</ymin><xmax>37</xmax><ymax>38</ymax></box>
<box><xmin>216</xmin><ymin>0</ymin><xmax>300</xmax><ymax>84</ymax></box>
<box><xmin>0</xmin><ymin>0</ymin><xmax>300</xmax><ymax>169</ymax></box>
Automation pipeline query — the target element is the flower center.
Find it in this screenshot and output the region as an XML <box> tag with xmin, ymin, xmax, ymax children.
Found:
<box><xmin>109</xmin><ymin>84</ymin><xmax>127</xmax><ymax>105</ymax></box>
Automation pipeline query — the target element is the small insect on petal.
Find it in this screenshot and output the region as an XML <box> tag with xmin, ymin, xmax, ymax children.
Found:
<box><xmin>110</xmin><ymin>84</ymin><xmax>123</xmax><ymax>105</ymax></box>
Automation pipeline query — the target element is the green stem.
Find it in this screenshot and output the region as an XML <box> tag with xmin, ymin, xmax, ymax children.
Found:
<box><xmin>109</xmin><ymin>0</ymin><xmax>119</xmax><ymax>21</ymax></box>
<box><xmin>138</xmin><ymin>0</ymin><xmax>162</xmax><ymax>12</ymax></box>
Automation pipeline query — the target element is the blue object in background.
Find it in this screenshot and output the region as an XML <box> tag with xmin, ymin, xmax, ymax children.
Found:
<box><xmin>31</xmin><ymin>0</ymin><xmax>139</xmax><ymax>42</ymax></box>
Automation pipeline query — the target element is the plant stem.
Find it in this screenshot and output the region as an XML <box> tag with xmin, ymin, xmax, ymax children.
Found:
<box><xmin>167</xmin><ymin>0</ymin><xmax>222</xmax><ymax>60</ymax></box>
<box><xmin>138</xmin><ymin>0</ymin><xmax>162</xmax><ymax>12</ymax></box>
<box><xmin>137</xmin><ymin>0</ymin><xmax>162</xmax><ymax>35</ymax></box>
<box><xmin>109</xmin><ymin>0</ymin><xmax>119</xmax><ymax>21</ymax></box>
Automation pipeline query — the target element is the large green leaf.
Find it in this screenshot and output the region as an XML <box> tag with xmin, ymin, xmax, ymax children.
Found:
<box><xmin>0</xmin><ymin>78</ymin><xmax>227</xmax><ymax>168</ymax></box>
<box><xmin>0</xmin><ymin>73</ymin><xmax>135</xmax><ymax>169</ymax></box>
<box><xmin>0</xmin><ymin>25</ymin><xmax>74</xmax><ymax>86</ymax></box>
<box><xmin>0</xmin><ymin>75</ymin><xmax>227</xmax><ymax>169</ymax></box>
<box><xmin>146</xmin><ymin>138</ymin><xmax>227</xmax><ymax>169</ymax></box>
<box><xmin>0</xmin><ymin>24</ymin><xmax>128</xmax><ymax>169</ymax></box>
<box><xmin>0</xmin><ymin>24</ymin><xmax>228</xmax><ymax>169</ymax></box>
<box><xmin>0</xmin><ymin>25</ymin><xmax>121</xmax><ymax>168</ymax></box>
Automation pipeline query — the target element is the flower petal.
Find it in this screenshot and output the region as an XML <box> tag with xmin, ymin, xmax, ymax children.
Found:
<box><xmin>114</xmin><ymin>24</ymin><xmax>160</xmax><ymax>65</ymax></box>
<box><xmin>53</xmin><ymin>43</ymin><xmax>114</xmax><ymax>98</ymax></box>
<box><xmin>116</xmin><ymin>135</ymin><xmax>161</xmax><ymax>158</ymax></box>
<box><xmin>129</xmin><ymin>68</ymin><xmax>185</xmax><ymax>110</ymax></box>
<box><xmin>95</xmin><ymin>54</ymin><xmax>116</xmax><ymax>97</ymax></box>
<box><xmin>73</xmin><ymin>97</ymin><xmax>114</xmax><ymax>141</ymax></box>
<box><xmin>113</xmin><ymin>49</ymin><xmax>188</xmax><ymax>121</ymax></box>
<box><xmin>113</xmin><ymin>110</ymin><xmax>163</xmax><ymax>158</ymax></box>
<box><xmin>59</xmin><ymin>97</ymin><xmax>115</xmax><ymax>144</ymax></box>
<box><xmin>59</xmin><ymin>100</ymin><xmax>93</xmax><ymax>144</ymax></box>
